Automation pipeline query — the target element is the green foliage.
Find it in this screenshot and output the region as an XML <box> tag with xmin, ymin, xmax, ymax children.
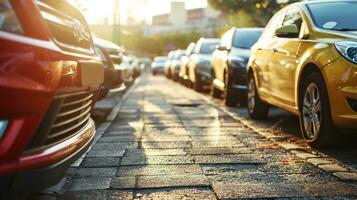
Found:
<box><xmin>208</xmin><ymin>0</ymin><xmax>299</xmax><ymax>27</ymax></box>
<box><xmin>218</xmin><ymin>10</ymin><xmax>257</xmax><ymax>36</ymax></box>
<box><xmin>121</xmin><ymin>31</ymin><xmax>201</xmax><ymax>58</ymax></box>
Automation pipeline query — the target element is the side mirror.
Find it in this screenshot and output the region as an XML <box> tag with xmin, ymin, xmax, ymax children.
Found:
<box><xmin>275</xmin><ymin>24</ymin><xmax>299</xmax><ymax>38</ymax></box>
<box><xmin>217</xmin><ymin>45</ymin><xmax>230</xmax><ymax>51</ymax></box>
<box><xmin>110</xmin><ymin>55</ymin><xmax>123</xmax><ymax>64</ymax></box>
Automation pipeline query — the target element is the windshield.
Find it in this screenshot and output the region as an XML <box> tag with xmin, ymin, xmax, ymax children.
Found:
<box><xmin>173</xmin><ymin>53</ymin><xmax>184</xmax><ymax>60</ymax></box>
<box><xmin>200</xmin><ymin>42</ymin><xmax>220</xmax><ymax>54</ymax></box>
<box><xmin>307</xmin><ymin>2</ymin><xmax>357</xmax><ymax>31</ymax></box>
<box><xmin>154</xmin><ymin>57</ymin><xmax>167</xmax><ymax>62</ymax></box>
<box><xmin>233</xmin><ymin>29</ymin><xmax>263</xmax><ymax>49</ymax></box>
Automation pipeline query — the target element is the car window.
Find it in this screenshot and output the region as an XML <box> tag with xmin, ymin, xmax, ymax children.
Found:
<box><xmin>185</xmin><ymin>43</ymin><xmax>195</xmax><ymax>55</ymax></box>
<box><xmin>307</xmin><ymin>1</ymin><xmax>357</xmax><ymax>31</ymax></box>
<box><xmin>174</xmin><ymin>53</ymin><xmax>184</xmax><ymax>60</ymax></box>
<box><xmin>200</xmin><ymin>41</ymin><xmax>220</xmax><ymax>54</ymax></box>
<box><xmin>154</xmin><ymin>57</ymin><xmax>167</xmax><ymax>62</ymax></box>
<box><xmin>220</xmin><ymin>30</ymin><xmax>233</xmax><ymax>48</ymax></box>
<box><xmin>233</xmin><ymin>30</ymin><xmax>263</xmax><ymax>49</ymax></box>
<box><xmin>261</xmin><ymin>11</ymin><xmax>284</xmax><ymax>39</ymax></box>
<box><xmin>280</xmin><ymin>8</ymin><xmax>303</xmax><ymax>37</ymax></box>
<box><xmin>168</xmin><ymin>52</ymin><xmax>175</xmax><ymax>60</ymax></box>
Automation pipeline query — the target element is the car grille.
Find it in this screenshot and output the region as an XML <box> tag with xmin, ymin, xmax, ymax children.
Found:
<box><xmin>36</xmin><ymin>0</ymin><xmax>93</xmax><ymax>54</ymax></box>
<box><xmin>25</xmin><ymin>91</ymin><xmax>94</xmax><ymax>154</ymax></box>
<box><xmin>234</xmin><ymin>67</ymin><xmax>247</xmax><ymax>86</ymax></box>
<box><xmin>347</xmin><ymin>98</ymin><xmax>357</xmax><ymax>112</ymax></box>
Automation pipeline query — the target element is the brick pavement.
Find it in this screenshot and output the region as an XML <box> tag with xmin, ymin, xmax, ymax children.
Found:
<box><xmin>31</xmin><ymin>75</ymin><xmax>357</xmax><ymax>200</ymax></box>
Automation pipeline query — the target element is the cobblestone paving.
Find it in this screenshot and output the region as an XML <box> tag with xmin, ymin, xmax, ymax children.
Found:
<box><xmin>32</xmin><ymin>75</ymin><xmax>357</xmax><ymax>200</ymax></box>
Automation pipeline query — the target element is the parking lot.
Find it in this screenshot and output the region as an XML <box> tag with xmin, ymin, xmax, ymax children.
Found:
<box><xmin>28</xmin><ymin>73</ymin><xmax>357</xmax><ymax>200</ymax></box>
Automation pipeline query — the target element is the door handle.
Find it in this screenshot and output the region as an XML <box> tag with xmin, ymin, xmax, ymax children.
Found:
<box><xmin>257</xmin><ymin>48</ymin><xmax>263</xmax><ymax>51</ymax></box>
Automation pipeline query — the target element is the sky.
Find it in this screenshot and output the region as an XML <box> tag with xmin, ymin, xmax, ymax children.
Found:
<box><xmin>74</xmin><ymin>0</ymin><xmax>207</xmax><ymax>25</ymax></box>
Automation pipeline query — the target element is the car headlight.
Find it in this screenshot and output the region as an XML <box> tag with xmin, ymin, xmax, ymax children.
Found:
<box><xmin>335</xmin><ymin>41</ymin><xmax>357</xmax><ymax>64</ymax></box>
<box><xmin>0</xmin><ymin>0</ymin><xmax>23</xmax><ymax>34</ymax></box>
<box><xmin>0</xmin><ymin>120</ymin><xmax>9</xmax><ymax>139</ymax></box>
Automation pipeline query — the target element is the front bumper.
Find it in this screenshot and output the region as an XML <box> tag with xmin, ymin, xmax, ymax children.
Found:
<box><xmin>152</xmin><ymin>66</ymin><xmax>165</xmax><ymax>74</ymax></box>
<box><xmin>196</xmin><ymin>65</ymin><xmax>212</xmax><ymax>84</ymax></box>
<box><xmin>0</xmin><ymin>118</ymin><xmax>95</xmax><ymax>195</ymax></box>
<box><xmin>231</xmin><ymin>66</ymin><xmax>248</xmax><ymax>92</ymax></box>
<box><xmin>323</xmin><ymin>57</ymin><xmax>357</xmax><ymax>129</ymax></box>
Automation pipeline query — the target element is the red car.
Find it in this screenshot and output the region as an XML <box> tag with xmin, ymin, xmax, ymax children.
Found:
<box><xmin>0</xmin><ymin>0</ymin><xmax>103</xmax><ymax>196</ymax></box>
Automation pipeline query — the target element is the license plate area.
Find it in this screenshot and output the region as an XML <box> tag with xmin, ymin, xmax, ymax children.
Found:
<box><xmin>79</xmin><ymin>61</ymin><xmax>104</xmax><ymax>87</ymax></box>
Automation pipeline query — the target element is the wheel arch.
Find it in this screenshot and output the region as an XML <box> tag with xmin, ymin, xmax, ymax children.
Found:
<box><xmin>247</xmin><ymin>65</ymin><xmax>260</xmax><ymax>89</ymax></box>
<box><xmin>296</xmin><ymin>62</ymin><xmax>323</xmax><ymax>111</ymax></box>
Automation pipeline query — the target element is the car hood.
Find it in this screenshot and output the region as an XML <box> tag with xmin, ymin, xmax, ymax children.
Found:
<box><xmin>94</xmin><ymin>38</ymin><xmax>123</xmax><ymax>51</ymax></box>
<box><xmin>198</xmin><ymin>54</ymin><xmax>213</xmax><ymax>62</ymax></box>
<box><xmin>230</xmin><ymin>47</ymin><xmax>251</xmax><ymax>63</ymax></box>
<box><xmin>315</xmin><ymin>29</ymin><xmax>357</xmax><ymax>43</ymax></box>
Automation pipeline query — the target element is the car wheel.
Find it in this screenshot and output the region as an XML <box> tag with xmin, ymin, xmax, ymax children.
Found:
<box><xmin>194</xmin><ymin>72</ymin><xmax>204</xmax><ymax>92</ymax></box>
<box><xmin>210</xmin><ymin>70</ymin><xmax>222</xmax><ymax>98</ymax></box>
<box><xmin>299</xmin><ymin>72</ymin><xmax>337</xmax><ymax>148</ymax></box>
<box><xmin>224</xmin><ymin>71</ymin><xmax>239</xmax><ymax>107</ymax></box>
<box><xmin>179</xmin><ymin>76</ymin><xmax>184</xmax><ymax>84</ymax></box>
<box><xmin>247</xmin><ymin>73</ymin><xmax>269</xmax><ymax>119</ymax></box>
<box><xmin>174</xmin><ymin>72</ymin><xmax>180</xmax><ymax>82</ymax></box>
<box><xmin>211</xmin><ymin>84</ymin><xmax>222</xmax><ymax>98</ymax></box>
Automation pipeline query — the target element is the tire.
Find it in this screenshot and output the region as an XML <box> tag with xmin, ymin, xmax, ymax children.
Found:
<box><xmin>211</xmin><ymin>84</ymin><xmax>222</xmax><ymax>98</ymax></box>
<box><xmin>194</xmin><ymin>72</ymin><xmax>204</xmax><ymax>92</ymax></box>
<box><xmin>299</xmin><ymin>72</ymin><xmax>337</xmax><ymax>148</ymax></box>
<box><xmin>174</xmin><ymin>72</ymin><xmax>180</xmax><ymax>82</ymax></box>
<box><xmin>210</xmin><ymin>70</ymin><xmax>222</xmax><ymax>98</ymax></box>
<box><xmin>247</xmin><ymin>72</ymin><xmax>269</xmax><ymax>119</ymax></box>
<box><xmin>224</xmin><ymin>72</ymin><xmax>239</xmax><ymax>107</ymax></box>
<box><xmin>179</xmin><ymin>76</ymin><xmax>184</xmax><ymax>84</ymax></box>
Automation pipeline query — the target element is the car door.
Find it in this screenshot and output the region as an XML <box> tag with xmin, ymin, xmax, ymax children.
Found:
<box><xmin>269</xmin><ymin>7</ymin><xmax>303</xmax><ymax>107</ymax></box>
<box><xmin>253</xmin><ymin>11</ymin><xmax>285</xmax><ymax>99</ymax></box>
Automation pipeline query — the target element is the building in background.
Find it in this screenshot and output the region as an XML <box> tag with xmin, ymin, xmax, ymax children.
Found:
<box><xmin>145</xmin><ymin>1</ymin><xmax>224</xmax><ymax>37</ymax></box>
<box><xmin>89</xmin><ymin>1</ymin><xmax>224</xmax><ymax>43</ymax></box>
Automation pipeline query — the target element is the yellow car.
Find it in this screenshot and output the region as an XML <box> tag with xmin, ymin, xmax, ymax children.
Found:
<box><xmin>247</xmin><ymin>0</ymin><xmax>357</xmax><ymax>147</ymax></box>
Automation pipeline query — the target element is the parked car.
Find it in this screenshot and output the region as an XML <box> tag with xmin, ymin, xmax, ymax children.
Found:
<box><xmin>120</xmin><ymin>54</ymin><xmax>135</xmax><ymax>84</ymax></box>
<box><xmin>151</xmin><ymin>56</ymin><xmax>167</xmax><ymax>75</ymax></box>
<box><xmin>188</xmin><ymin>38</ymin><xmax>220</xmax><ymax>92</ymax></box>
<box><xmin>129</xmin><ymin>55</ymin><xmax>141</xmax><ymax>79</ymax></box>
<box><xmin>0</xmin><ymin>0</ymin><xmax>104</xmax><ymax>196</ymax></box>
<box><xmin>164</xmin><ymin>51</ymin><xmax>176</xmax><ymax>78</ymax></box>
<box><xmin>247</xmin><ymin>0</ymin><xmax>357</xmax><ymax>147</ymax></box>
<box><xmin>94</xmin><ymin>38</ymin><xmax>124</xmax><ymax>100</ymax></box>
<box><xmin>179</xmin><ymin>42</ymin><xmax>196</xmax><ymax>85</ymax></box>
<box><xmin>169</xmin><ymin>50</ymin><xmax>186</xmax><ymax>81</ymax></box>
<box><xmin>141</xmin><ymin>57</ymin><xmax>152</xmax><ymax>71</ymax></box>
<box><xmin>211</xmin><ymin>28</ymin><xmax>263</xmax><ymax>107</ymax></box>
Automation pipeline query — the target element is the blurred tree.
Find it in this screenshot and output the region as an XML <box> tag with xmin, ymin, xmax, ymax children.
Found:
<box><xmin>218</xmin><ymin>10</ymin><xmax>256</xmax><ymax>36</ymax></box>
<box><xmin>121</xmin><ymin>31</ymin><xmax>201</xmax><ymax>58</ymax></box>
<box><xmin>208</xmin><ymin>0</ymin><xmax>299</xmax><ymax>27</ymax></box>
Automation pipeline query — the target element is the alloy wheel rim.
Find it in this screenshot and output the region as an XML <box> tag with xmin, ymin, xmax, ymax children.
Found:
<box><xmin>302</xmin><ymin>83</ymin><xmax>322</xmax><ymax>140</ymax></box>
<box><xmin>248</xmin><ymin>78</ymin><xmax>256</xmax><ymax>113</ymax></box>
